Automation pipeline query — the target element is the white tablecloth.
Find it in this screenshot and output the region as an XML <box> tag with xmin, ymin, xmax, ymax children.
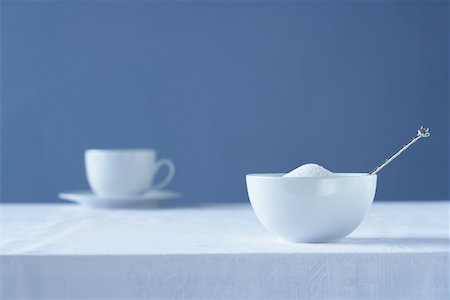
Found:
<box><xmin>1</xmin><ymin>202</ymin><xmax>449</xmax><ymax>299</ymax></box>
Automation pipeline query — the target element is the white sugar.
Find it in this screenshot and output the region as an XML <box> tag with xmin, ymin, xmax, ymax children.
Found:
<box><xmin>283</xmin><ymin>163</ymin><xmax>334</xmax><ymax>177</ymax></box>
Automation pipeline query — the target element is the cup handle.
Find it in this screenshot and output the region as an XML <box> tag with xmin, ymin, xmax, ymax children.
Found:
<box><xmin>152</xmin><ymin>159</ymin><xmax>175</xmax><ymax>190</ymax></box>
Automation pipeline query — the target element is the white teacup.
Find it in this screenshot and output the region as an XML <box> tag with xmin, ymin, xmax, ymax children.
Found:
<box><xmin>85</xmin><ymin>149</ymin><xmax>175</xmax><ymax>197</ymax></box>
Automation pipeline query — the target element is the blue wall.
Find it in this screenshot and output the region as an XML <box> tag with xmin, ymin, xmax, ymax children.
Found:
<box><xmin>1</xmin><ymin>1</ymin><xmax>448</xmax><ymax>203</ymax></box>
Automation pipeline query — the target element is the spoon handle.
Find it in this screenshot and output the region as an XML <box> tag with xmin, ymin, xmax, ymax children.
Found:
<box><xmin>369</xmin><ymin>127</ymin><xmax>430</xmax><ymax>175</ymax></box>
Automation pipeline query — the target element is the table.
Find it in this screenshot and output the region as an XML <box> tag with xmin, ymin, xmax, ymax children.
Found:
<box><xmin>1</xmin><ymin>201</ymin><xmax>449</xmax><ymax>299</ymax></box>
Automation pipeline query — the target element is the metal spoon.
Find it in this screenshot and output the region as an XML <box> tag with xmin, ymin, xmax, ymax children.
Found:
<box><xmin>369</xmin><ymin>126</ymin><xmax>430</xmax><ymax>175</ymax></box>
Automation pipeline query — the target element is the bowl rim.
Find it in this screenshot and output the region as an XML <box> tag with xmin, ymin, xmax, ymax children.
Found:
<box><xmin>246</xmin><ymin>173</ymin><xmax>377</xmax><ymax>179</ymax></box>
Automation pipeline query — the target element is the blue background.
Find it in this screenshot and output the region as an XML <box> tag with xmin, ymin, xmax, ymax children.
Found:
<box><xmin>1</xmin><ymin>1</ymin><xmax>448</xmax><ymax>203</ymax></box>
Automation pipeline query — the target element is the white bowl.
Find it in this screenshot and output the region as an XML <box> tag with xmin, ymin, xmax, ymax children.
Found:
<box><xmin>246</xmin><ymin>173</ymin><xmax>377</xmax><ymax>243</ymax></box>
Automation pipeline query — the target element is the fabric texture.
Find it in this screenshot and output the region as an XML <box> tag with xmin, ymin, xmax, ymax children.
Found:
<box><xmin>1</xmin><ymin>202</ymin><xmax>449</xmax><ymax>299</ymax></box>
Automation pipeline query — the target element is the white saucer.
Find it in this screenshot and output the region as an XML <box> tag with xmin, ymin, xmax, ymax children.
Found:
<box><xmin>58</xmin><ymin>190</ymin><xmax>182</xmax><ymax>209</ymax></box>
